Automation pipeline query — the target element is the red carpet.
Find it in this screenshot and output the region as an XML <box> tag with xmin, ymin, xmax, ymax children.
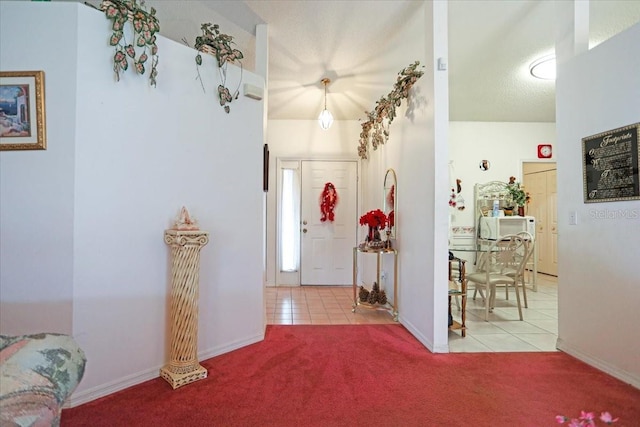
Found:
<box><xmin>62</xmin><ymin>325</ymin><xmax>640</xmax><ymax>426</ymax></box>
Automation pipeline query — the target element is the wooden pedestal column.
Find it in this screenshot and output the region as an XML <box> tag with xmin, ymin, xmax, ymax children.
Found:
<box><xmin>160</xmin><ymin>229</ymin><xmax>209</xmax><ymax>389</ymax></box>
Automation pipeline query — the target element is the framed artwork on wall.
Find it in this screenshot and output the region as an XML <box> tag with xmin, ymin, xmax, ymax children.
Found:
<box><xmin>0</xmin><ymin>70</ymin><xmax>46</xmax><ymax>151</ymax></box>
<box><xmin>582</xmin><ymin>122</ymin><xmax>639</xmax><ymax>203</ymax></box>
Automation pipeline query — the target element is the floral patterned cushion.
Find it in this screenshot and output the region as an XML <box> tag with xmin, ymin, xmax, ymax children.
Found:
<box><xmin>0</xmin><ymin>333</ymin><xmax>86</xmax><ymax>427</ymax></box>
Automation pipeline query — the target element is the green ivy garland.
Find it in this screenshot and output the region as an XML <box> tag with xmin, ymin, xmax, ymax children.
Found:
<box><xmin>101</xmin><ymin>0</ymin><xmax>160</xmax><ymax>87</ymax></box>
<box><xmin>193</xmin><ymin>23</ymin><xmax>244</xmax><ymax>113</ymax></box>
<box><xmin>358</xmin><ymin>61</ymin><xmax>424</xmax><ymax>160</ymax></box>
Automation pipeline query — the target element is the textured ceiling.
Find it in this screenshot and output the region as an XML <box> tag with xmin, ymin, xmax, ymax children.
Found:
<box><xmin>88</xmin><ymin>0</ymin><xmax>640</xmax><ymax>123</ymax></box>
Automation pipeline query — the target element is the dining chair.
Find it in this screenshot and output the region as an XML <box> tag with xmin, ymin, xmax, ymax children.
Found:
<box><xmin>504</xmin><ymin>231</ymin><xmax>535</xmax><ymax>308</ymax></box>
<box><xmin>493</xmin><ymin>231</ymin><xmax>536</xmax><ymax>307</ymax></box>
<box><xmin>465</xmin><ymin>234</ymin><xmax>529</xmax><ymax>321</ymax></box>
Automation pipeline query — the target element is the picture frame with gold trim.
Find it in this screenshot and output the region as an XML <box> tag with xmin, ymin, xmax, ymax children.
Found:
<box><xmin>0</xmin><ymin>70</ymin><xmax>46</xmax><ymax>151</ymax></box>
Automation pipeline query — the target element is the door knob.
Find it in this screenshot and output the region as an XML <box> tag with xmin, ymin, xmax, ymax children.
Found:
<box><xmin>303</xmin><ymin>220</ymin><xmax>308</xmax><ymax>225</ymax></box>
<box><xmin>302</xmin><ymin>228</ymin><xmax>308</xmax><ymax>233</ymax></box>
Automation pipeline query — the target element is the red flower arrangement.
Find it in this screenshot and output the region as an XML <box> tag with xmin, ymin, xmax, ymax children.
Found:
<box><xmin>359</xmin><ymin>209</ymin><xmax>388</xmax><ymax>229</ymax></box>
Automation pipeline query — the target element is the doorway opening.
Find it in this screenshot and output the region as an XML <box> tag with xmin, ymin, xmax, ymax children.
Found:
<box><xmin>449</xmin><ymin>160</ymin><xmax>559</xmax><ymax>352</ymax></box>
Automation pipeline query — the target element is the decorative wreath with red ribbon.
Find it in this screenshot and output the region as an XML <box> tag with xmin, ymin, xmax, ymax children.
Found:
<box><xmin>320</xmin><ymin>182</ymin><xmax>339</xmax><ymax>222</ymax></box>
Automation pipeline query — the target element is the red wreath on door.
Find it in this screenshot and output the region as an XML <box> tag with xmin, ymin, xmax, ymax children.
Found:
<box><xmin>320</xmin><ymin>182</ymin><xmax>339</xmax><ymax>222</ymax></box>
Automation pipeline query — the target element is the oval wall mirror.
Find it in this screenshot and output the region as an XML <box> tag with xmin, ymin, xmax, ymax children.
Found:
<box><xmin>383</xmin><ymin>168</ymin><xmax>397</xmax><ymax>239</ymax></box>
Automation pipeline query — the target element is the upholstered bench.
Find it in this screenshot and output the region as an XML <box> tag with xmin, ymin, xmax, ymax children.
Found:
<box><xmin>0</xmin><ymin>333</ymin><xmax>86</xmax><ymax>426</ymax></box>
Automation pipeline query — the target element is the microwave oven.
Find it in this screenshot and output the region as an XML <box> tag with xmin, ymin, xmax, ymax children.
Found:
<box><xmin>478</xmin><ymin>216</ymin><xmax>536</xmax><ymax>240</ymax></box>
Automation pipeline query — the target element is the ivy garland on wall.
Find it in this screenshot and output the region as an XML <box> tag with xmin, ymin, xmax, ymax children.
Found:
<box><xmin>192</xmin><ymin>23</ymin><xmax>244</xmax><ymax>113</ymax></box>
<box><xmin>357</xmin><ymin>61</ymin><xmax>424</xmax><ymax>160</ymax></box>
<box><xmin>100</xmin><ymin>0</ymin><xmax>160</xmax><ymax>87</ymax></box>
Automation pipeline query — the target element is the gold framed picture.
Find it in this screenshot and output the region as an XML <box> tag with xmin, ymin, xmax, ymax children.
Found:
<box><xmin>0</xmin><ymin>70</ymin><xmax>46</xmax><ymax>150</ymax></box>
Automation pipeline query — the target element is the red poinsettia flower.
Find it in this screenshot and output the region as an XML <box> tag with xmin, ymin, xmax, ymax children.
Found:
<box><xmin>359</xmin><ymin>209</ymin><xmax>387</xmax><ymax>229</ymax></box>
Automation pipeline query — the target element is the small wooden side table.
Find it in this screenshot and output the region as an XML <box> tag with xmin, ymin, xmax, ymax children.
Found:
<box><xmin>448</xmin><ymin>257</ymin><xmax>467</xmax><ymax>337</ymax></box>
<box><xmin>160</xmin><ymin>229</ymin><xmax>209</xmax><ymax>389</ymax></box>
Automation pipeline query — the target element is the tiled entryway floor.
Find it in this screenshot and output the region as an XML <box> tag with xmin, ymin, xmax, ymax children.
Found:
<box><xmin>265</xmin><ymin>286</ymin><xmax>397</xmax><ymax>325</ymax></box>
<box><xmin>266</xmin><ymin>273</ymin><xmax>558</xmax><ymax>353</ymax></box>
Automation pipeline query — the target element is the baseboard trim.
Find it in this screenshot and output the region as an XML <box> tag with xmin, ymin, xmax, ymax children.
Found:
<box><xmin>556</xmin><ymin>338</ymin><xmax>640</xmax><ymax>389</ymax></box>
<box><xmin>400</xmin><ymin>317</ymin><xmax>443</xmax><ymax>353</ymax></box>
<box><xmin>67</xmin><ymin>331</ymin><xmax>265</xmax><ymax>407</ymax></box>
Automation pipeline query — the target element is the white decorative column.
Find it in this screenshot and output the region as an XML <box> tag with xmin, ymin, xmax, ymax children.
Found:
<box><xmin>160</xmin><ymin>229</ymin><xmax>209</xmax><ymax>389</ymax></box>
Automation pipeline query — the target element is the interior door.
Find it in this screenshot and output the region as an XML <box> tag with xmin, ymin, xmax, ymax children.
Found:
<box><xmin>523</xmin><ymin>163</ymin><xmax>557</xmax><ymax>276</ymax></box>
<box><xmin>547</xmin><ymin>169</ymin><xmax>558</xmax><ymax>275</ymax></box>
<box><xmin>300</xmin><ymin>161</ymin><xmax>358</xmax><ymax>285</ymax></box>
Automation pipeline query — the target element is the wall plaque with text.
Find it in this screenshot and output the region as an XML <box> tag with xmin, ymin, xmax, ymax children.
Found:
<box><xmin>582</xmin><ymin>122</ymin><xmax>640</xmax><ymax>203</ymax></box>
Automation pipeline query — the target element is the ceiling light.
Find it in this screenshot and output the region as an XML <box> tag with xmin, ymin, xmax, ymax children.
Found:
<box><xmin>318</xmin><ymin>78</ymin><xmax>333</xmax><ymax>130</ymax></box>
<box><xmin>529</xmin><ymin>55</ymin><xmax>556</xmax><ymax>80</ymax></box>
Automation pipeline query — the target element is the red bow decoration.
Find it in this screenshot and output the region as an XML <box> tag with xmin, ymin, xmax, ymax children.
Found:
<box><xmin>320</xmin><ymin>182</ymin><xmax>339</xmax><ymax>222</ymax></box>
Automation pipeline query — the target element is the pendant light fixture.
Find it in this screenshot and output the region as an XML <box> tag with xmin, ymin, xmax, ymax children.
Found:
<box><xmin>318</xmin><ymin>78</ymin><xmax>333</xmax><ymax>130</ymax></box>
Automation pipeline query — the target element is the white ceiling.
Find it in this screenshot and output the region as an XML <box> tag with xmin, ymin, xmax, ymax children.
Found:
<box><xmin>89</xmin><ymin>0</ymin><xmax>640</xmax><ymax>123</ymax></box>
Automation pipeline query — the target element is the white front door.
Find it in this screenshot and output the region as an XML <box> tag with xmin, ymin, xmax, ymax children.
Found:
<box><xmin>300</xmin><ymin>160</ymin><xmax>358</xmax><ymax>285</ymax></box>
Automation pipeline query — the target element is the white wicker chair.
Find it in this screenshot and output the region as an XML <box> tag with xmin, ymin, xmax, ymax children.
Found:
<box><xmin>465</xmin><ymin>234</ymin><xmax>531</xmax><ymax>321</ymax></box>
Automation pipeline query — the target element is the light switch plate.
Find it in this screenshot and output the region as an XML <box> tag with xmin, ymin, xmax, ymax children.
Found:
<box><xmin>569</xmin><ymin>211</ymin><xmax>578</xmax><ymax>225</ymax></box>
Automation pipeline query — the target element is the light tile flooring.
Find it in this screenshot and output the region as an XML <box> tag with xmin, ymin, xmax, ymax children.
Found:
<box><xmin>266</xmin><ymin>273</ymin><xmax>558</xmax><ymax>353</ymax></box>
<box><xmin>265</xmin><ymin>286</ymin><xmax>398</xmax><ymax>325</ymax></box>
<box><xmin>448</xmin><ymin>273</ymin><xmax>558</xmax><ymax>352</ymax></box>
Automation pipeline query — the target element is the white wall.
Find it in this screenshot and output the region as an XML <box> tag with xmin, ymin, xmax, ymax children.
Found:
<box><xmin>401</xmin><ymin>0</ymin><xmax>450</xmax><ymax>352</ymax></box>
<box><xmin>0</xmin><ymin>2</ymin><xmax>78</xmax><ymax>335</ymax></box>
<box><xmin>449</xmin><ymin>121</ymin><xmax>557</xmax><ymax>227</ymax></box>
<box><xmin>359</xmin><ymin>1</ymin><xmax>450</xmax><ymax>352</ymax></box>
<box><xmin>556</xmin><ymin>22</ymin><xmax>640</xmax><ymax>387</ymax></box>
<box><xmin>0</xmin><ymin>2</ymin><xmax>265</xmax><ymax>404</ymax></box>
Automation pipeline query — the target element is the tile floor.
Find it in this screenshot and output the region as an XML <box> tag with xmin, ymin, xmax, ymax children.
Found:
<box><xmin>448</xmin><ymin>273</ymin><xmax>558</xmax><ymax>352</ymax></box>
<box><xmin>265</xmin><ymin>286</ymin><xmax>398</xmax><ymax>325</ymax></box>
<box><xmin>266</xmin><ymin>273</ymin><xmax>558</xmax><ymax>353</ymax></box>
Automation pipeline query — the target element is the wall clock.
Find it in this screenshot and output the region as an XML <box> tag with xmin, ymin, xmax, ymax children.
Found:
<box><xmin>538</xmin><ymin>144</ymin><xmax>552</xmax><ymax>158</ymax></box>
